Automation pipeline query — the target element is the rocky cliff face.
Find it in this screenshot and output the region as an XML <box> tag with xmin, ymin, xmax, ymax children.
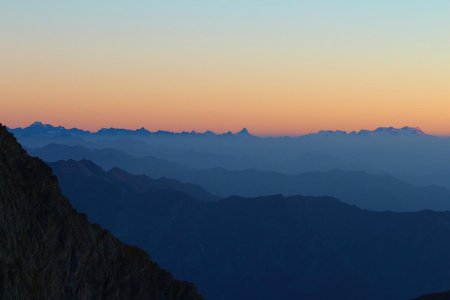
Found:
<box><xmin>0</xmin><ymin>124</ymin><xmax>202</xmax><ymax>300</ymax></box>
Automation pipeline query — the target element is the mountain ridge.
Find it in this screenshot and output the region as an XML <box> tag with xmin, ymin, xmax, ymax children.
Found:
<box><xmin>50</xmin><ymin>174</ymin><xmax>450</xmax><ymax>300</ymax></box>
<box><xmin>10</xmin><ymin>121</ymin><xmax>255</xmax><ymax>138</ymax></box>
<box><xmin>51</xmin><ymin>159</ymin><xmax>218</xmax><ymax>202</ymax></box>
<box><xmin>35</xmin><ymin>147</ymin><xmax>450</xmax><ymax>212</ymax></box>
<box><xmin>8</xmin><ymin>121</ymin><xmax>434</xmax><ymax>138</ymax></box>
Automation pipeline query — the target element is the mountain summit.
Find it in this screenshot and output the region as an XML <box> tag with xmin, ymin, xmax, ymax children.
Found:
<box><xmin>313</xmin><ymin>126</ymin><xmax>428</xmax><ymax>137</ymax></box>
<box><xmin>236</xmin><ymin>127</ymin><xmax>251</xmax><ymax>136</ymax></box>
<box><xmin>0</xmin><ymin>124</ymin><xmax>202</xmax><ymax>299</ymax></box>
<box><xmin>359</xmin><ymin>126</ymin><xmax>426</xmax><ymax>136</ymax></box>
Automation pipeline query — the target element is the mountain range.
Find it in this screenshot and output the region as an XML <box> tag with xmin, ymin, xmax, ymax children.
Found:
<box><xmin>4</xmin><ymin>121</ymin><xmax>450</xmax><ymax>299</ymax></box>
<box><xmin>313</xmin><ymin>126</ymin><xmax>427</xmax><ymax>137</ymax></box>
<box><xmin>32</xmin><ymin>144</ymin><xmax>450</xmax><ymax>212</ymax></box>
<box><xmin>10</xmin><ymin>121</ymin><xmax>255</xmax><ymax>138</ymax></box>
<box><xmin>12</xmin><ymin>121</ymin><xmax>450</xmax><ymax>187</ymax></box>
<box><xmin>0</xmin><ymin>124</ymin><xmax>202</xmax><ymax>299</ymax></box>
<box><xmin>9</xmin><ymin>121</ymin><xmax>433</xmax><ymax>138</ymax></box>
<box><xmin>46</xmin><ymin>160</ymin><xmax>450</xmax><ymax>299</ymax></box>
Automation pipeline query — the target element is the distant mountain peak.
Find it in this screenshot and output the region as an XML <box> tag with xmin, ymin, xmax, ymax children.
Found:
<box><xmin>371</xmin><ymin>126</ymin><xmax>425</xmax><ymax>135</ymax></box>
<box><xmin>29</xmin><ymin>121</ymin><xmax>59</xmax><ymax>129</ymax></box>
<box><xmin>311</xmin><ymin>126</ymin><xmax>429</xmax><ymax>137</ymax></box>
<box><xmin>236</xmin><ymin>128</ymin><xmax>251</xmax><ymax>136</ymax></box>
<box><xmin>203</xmin><ymin>130</ymin><xmax>216</xmax><ymax>136</ymax></box>
<box><xmin>136</xmin><ymin>127</ymin><xmax>150</xmax><ymax>133</ymax></box>
<box><xmin>30</xmin><ymin>121</ymin><xmax>45</xmax><ymax>127</ymax></box>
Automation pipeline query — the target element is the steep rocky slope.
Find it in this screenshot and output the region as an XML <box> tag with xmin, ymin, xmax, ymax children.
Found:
<box><xmin>0</xmin><ymin>124</ymin><xmax>202</xmax><ymax>300</ymax></box>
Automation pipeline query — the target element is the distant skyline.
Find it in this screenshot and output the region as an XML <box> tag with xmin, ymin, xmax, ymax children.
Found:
<box><xmin>7</xmin><ymin>121</ymin><xmax>437</xmax><ymax>137</ymax></box>
<box><xmin>2</xmin><ymin>1</ymin><xmax>450</xmax><ymax>135</ymax></box>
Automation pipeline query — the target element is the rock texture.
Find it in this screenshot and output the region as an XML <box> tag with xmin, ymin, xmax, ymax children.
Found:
<box><xmin>0</xmin><ymin>124</ymin><xmax>202</xmax><ymax>300</ymax></box>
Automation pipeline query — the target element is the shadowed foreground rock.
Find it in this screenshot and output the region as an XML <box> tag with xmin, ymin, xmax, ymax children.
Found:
<box><xmin>0</xmin><ymin>124</ymin><xmax>202</xmax><ymax>300</ymax></box>
<box><xmin>415</xmin><ymin>291</ymin><xmax>450</xmax><ymax>300</ymax></box>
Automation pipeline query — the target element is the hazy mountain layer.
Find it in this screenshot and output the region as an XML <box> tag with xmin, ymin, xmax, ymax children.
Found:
<box><xmin>51</xmin><ymin>159</ymin><xmax>218</xmax><ymax>203</ymax></box>
<box><xmin>51</xmin><ymin>162</ymin><xmax>450</xmax><ymax>299</ymax></box>
<box><xmin>35</xmin><ymin>145</ymin><xmax>450</xmax><ymax>212</ymax></box>
<box><xmin>13</xmin><ymin>122</ymin><xmax>450</xmax><ymax>180</ymax></box>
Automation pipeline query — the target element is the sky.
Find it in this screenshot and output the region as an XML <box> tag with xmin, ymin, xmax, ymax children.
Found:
<box><xmin>1</xmin><ymin>0</ymin><xmax>450</xmax><ymax>135</ymax></box>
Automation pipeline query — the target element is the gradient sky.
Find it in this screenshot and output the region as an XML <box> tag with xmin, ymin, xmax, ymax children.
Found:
<box><xmin>1</xmin><ymin>1</ymin><xmax>450</xmax><ymax>135</ymax></box>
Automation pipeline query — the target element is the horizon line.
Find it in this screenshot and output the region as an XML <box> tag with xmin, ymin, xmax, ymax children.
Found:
<box><xmin>6</xmin><ymin>121</ymin><xmax>448</xmax><ymax>138</ymax></box>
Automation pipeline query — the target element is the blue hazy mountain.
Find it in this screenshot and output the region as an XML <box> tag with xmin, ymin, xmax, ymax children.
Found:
<box><xmin>50</xmin><ymin>159</ymin><xmax>218</xmax><ymax>203</ymax></box>
<box><xmin>48</xmin><ymin>167</ymin><xmax>450</xmax><ymax>299</ymax></box>
<box><xmin>28</xmin><ymin>143</ymin><xmax>190</xmax><ymax>178</ymax></box>
<box><xmin>171</xmin><ymin>168</ymin><xmax>450</xmax><ymax>211</ymax></box>
<box><xmin>9</xmin><ymin>121</ymin><xmax>255</xmax><ymax>138</ymax></box>
<box><xmin>312</xmin><ymin>126</ymin><xmax>427</xmax><ymax>137</ymax></box>
<box><xmin>12</xmin><ymin>122</ymin><xmax>450</xmax><ymax>186</ymax></box>
<box><xmin>11</xmin><ymin>121</ymin><xmax>90</xmax><ymax>136</ymax></box>
<box><xmin>9</xmin><ymin>122</ymin><xmax>426</xmax><ymax>138</ymax></box>
<box><xmin>31</xmin><ymin>145</ymin><xmax>450</xmax><ymax>212</ymax></box>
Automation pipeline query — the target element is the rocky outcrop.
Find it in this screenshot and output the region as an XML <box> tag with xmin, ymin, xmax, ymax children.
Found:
<box><xmin>0</xmin><ymin>124</ymin><xmax>202</xmax><ymax>300</ymax></box>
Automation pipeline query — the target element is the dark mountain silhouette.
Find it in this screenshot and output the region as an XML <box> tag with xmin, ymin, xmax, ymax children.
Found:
<box><xmin>28</xmin><ymin>143</ymin><xmax>190</xmax><ymax>178</ymax></box>
<box><xmin>49</xmin><ymin>168</ymin><xmax>450</xmax><ymax>300</ymax></box>
<box><xmin>415</xmin><ymin>290</ymin><xmax>450</xmax><ymax>300</ymax></box>
<box><xmin>0</xmin><ymin>124</ymin><xmax>202</xmax><ymax>299</ymax></box>
<box><xmin>50</xmin><ymin>159</ymin><xmax>218</xmax><ymax>203</ymax></box>
<box><xmin>31</xmin><ymin>144</ymin><xmax>450</xmax><ymax>211</ymax></box>
<box><xmin>172</xmin><ymin>168</ymin><xmax>450</xmax><ymax>211</ymax></box>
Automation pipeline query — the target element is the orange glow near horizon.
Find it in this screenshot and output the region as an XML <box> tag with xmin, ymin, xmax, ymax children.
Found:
<box><xmin>2</xmin><ymin>1</ymin><xmax>450</xmax><ymax>136</ymax></box>
<box><xmin>2</xmin><ymin>61</ymin><xmax>450</xmax><ymax>136</ymax></box>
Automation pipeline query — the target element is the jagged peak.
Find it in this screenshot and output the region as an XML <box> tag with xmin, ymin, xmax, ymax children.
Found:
<box><xmin>30</xmin><ymin>121</ymin><xmax>44</xmax><ymax>127</ymax></box>
<box><xmin>236</xmin><ymin>128</ymin><xmax>251</xmax><ymax>136</ymax></box>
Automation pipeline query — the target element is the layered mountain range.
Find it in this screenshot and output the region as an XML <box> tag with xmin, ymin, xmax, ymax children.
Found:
<box><xmin>31</xmin><ymin>144</ymin><xmax>450</xmax><ymax>212</ymax></box>
<box><xmin>5</xmin><ymin>121</ymin><xmax>450</xmax><ymax>299</ymax></box>
<box><xmin>47</xmin><ymin>159</ymin><xmax>450</xmax><ymax>299</ymax></box>
<box><xmin>10</xmin><ymin>121</ymin><xmax>254</xmax><ymax>138</ymax></box>
<box><xmin>0</xmin><ymin>124</ymin><xmax>202</xmax><ymax>299</ymax></box>
<box><xmin>10</xmin><ymin>122</ymin><xmax>450</xmax><ymax>188</ymax></box>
